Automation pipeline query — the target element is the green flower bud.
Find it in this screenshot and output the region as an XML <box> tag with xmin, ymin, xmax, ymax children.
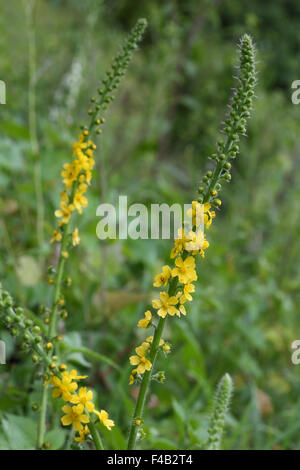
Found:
<box><xmin>206</xmin><ymin>374</ymin><xmax>233</xmax><ymax>450</ymax></box>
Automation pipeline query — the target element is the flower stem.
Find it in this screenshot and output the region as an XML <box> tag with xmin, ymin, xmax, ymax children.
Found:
<box><xmin>88</xmin><ymin>421</ymin><xmax>104</xmax><ymax>450</ymax></box>
<box><xmin>127</xmin><ymin>278</ymin><xmax>178</xmax><ymax>450</ymax></box>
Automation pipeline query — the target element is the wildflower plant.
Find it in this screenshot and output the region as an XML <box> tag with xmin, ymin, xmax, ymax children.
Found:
<box><xmin>127</xmin><ymin>34</ymin><xmax>256</xmax><ymax>449</ymax></box>
<box><xmin>0</xmin><ymin>28</ymin><xmax>257</xmax><ymax>451</ymax></box>
<box><xmin>0</xmin><ymin>19</ymin><xmax>147</xmax><ymax>450</ymax></box>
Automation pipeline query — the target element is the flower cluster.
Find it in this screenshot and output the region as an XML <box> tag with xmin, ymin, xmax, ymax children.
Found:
<box><xmin>129</xmin><ymin>336</ymin><xmax>170</xmax><ymax>385</ymax></box>
<box><xmin>50</xmin><ymin>131</ymin><xmax>96</xmax><ymax>250</ymax></box>
<box><xmin>46</xmin><ymin>368</ymin><xmax>114</xmax><ymax>442</ymax></box>
<box><xmin>128</xmin><ymin>34</ymin><xmax>256</xmax><ymax>387</ymax></box>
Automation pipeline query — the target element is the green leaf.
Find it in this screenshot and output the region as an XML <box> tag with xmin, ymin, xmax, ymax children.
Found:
<box><xmin>2</xmin><ymin>414</ymin><xmax>36</xmax><ymax>450</ymax></box>
<box><xmin>45</xmin><ymin>429</ymin><xmax>66</xmax><ymax>450</ymax></box>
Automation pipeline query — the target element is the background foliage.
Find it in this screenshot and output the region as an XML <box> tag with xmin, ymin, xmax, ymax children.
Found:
<box><xmin>1</xmin><ymin>0</ymin><xmax>300</xmax><ymax>450</ymax></box>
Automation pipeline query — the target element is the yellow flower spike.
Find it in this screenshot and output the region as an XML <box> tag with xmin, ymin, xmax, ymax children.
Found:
<box><xmin>93</xmin><ymin>409</ymin><xmax>115</xmax><ymax>431</ymax></box>
<box><xmin>70</xmin><ymin>387</ymin><xmax>95</xmax><ymax>412</ymax></box>
<box><xmin>61</xmin><ymin>404</ymin><xmax>89</xmax><ymax>432</ymax></box>
<box><xmin>153</xmin><ymin>265</ymin><xmax>172</xmax><ymax>287</ymax></box>
<box><xmin>152</xmin><ymin>291</ymin><xmax>179</xmax><ymax>318</ymax></box>
<box><xmin>137</xmin><ymin>310</ymin><xmax>152</xmax><ymax>328</ymax></box>
<box><xmin>171</xmin><ymin>256</ymin><xmax>197</xmax><ymax>284</ymax></box>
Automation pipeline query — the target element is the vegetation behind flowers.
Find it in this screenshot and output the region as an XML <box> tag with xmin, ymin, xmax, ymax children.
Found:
<box><xmin>0</xmin><ymin>0</ymin><xmax>300</xmax><ymax>451</ymax></box>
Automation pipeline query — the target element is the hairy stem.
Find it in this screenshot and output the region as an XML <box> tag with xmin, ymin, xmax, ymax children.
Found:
<box><xmin>88</xmin><ymin>421</ymin><xmax>104</xmax><ymax>450</ymax></box>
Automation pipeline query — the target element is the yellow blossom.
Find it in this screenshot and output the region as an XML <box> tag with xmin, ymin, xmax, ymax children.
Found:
<box><xmin>187</xmin><ymin>200</ymin><xmax>204</xmax><ymax>227</ymax></box>
<box><xmin>137</xmin><ymin>310</ymin><xmax>152</xmax><ymax>328</ymax></box>
<box><xmin>61</xmin><ymin>404</ymin><xmax>89</xmax><ymax>432</ymax></box>
<box><xmin>74</xmin><ymin>425</ymin><xmax>89</xmax><ymax>443</ymax></box>
<box><xmin>129</xmin><ymin>368</ymin><xmax>137</xmax><ymax>385</ymax></box>
<box><xmin>93</xmin><ymin>409</ymin><xmax>115</xmax><ymax>431</ymax></box>
<box><xmin>72</xmin><ymin>228</ymin><xmax>80</xmax><ymax>246</ymax></box>
<box><xmin>63</xmin><ymin>369</ymin><xmax>88</xmax><ymax>381</ymax></box>
<box><xmin>51</xmin><ymin>230</ymin><xmax>62</xmax><ymax>244</ymax></box>
<box><xmin>55</xmin><ymin>200</ymin><xmax>74</xmax><ymax>225</ymax></box>
<box><xmin>204</xmin><ymin>203</ymin><xmax>215</xmax><ymax>229</ymax></box>
<box><xmin>172</xmin><ymin>256</ymin><xmax>197</xmax><ymax>284</ymax></box>
<box><xmin>70</xmin><ymin>387</ymin><xmax>95</xmax><ymax>412</ymax></box>
<box><xmin>183</xmin><ymin>282</ymin><xmax>195</xmax><ymax>301</ymax></box>
<box><xmin>153</xmin><ymin>265</ymin><xmax>172</xmax><ymax>287</ymax></box>
<box><xmin>171</xmin><ymin>227</ymin><xmax>189</xmax><ymax>259</ymax></box>
<box><xmin>129</xmin><ymin>342</ymin><xmax>152</xmax><ymax>374</ymax></box>
<box><xmin>152</xmin><ymin>291</ymin><xmax>179</xmax><ymax>318</ymax></box>
<box><xmin>50</xmin><ymin>374</ymin><xmax>78</xmax><ymax>401</ymax></box>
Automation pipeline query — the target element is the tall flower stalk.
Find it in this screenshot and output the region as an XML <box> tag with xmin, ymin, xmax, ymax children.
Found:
<box><xmin>31</xmin><ymin>18</ymin><xmax>148</xmax><ymax>450</ymax></box>
<box><xmin>127</xmin><ymin>34</ymin><xmax>257</xmax><ymax>450</ymax></box>
<box><xmin>205</xmin><ymin>373</ymin><xmax>233</xmax><ymax>450</ymax></box>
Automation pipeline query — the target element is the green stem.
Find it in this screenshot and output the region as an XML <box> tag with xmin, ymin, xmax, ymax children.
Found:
<box><xmin>88</xmin><ymin>421</ymin><xmax>104</xmax><ymax>450</ymax></box>
<box><xmin>37</xmin><ymin>386</ymin><xmax>48</xmax><ymax>449</ymax></box>
<box><xmin>25</xmin><ymin>0</ymin><xmax>45</xmax><ymax>256</ymax></box>
<box><xmin>127</xmin><ymin>278</ymin><xmax>178</xmax><ymax>450</ymax></box>
<box><xmin>48</xmin><ymin>225</ymin><xmax>69</xmax><ymax>339</ymax></box>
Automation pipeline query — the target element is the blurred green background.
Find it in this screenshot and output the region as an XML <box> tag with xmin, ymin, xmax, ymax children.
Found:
<box><xmin>1</xmin><ymin>0</ymin><xmax>300</xmax><ymax>450</ymax></box>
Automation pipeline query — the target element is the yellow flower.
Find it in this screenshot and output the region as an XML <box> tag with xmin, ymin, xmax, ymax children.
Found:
<box><xmin>129</xmin><ymin>368</ymin><xmax>137</xmax><ymax>385</ymax></box>
<box><xmin>62</xmin><ymin>251</ymin><xmax>69</xmax><ymax>259</ymax></box>
<box><xmin>73</xmin><ymin>188</ymin><xmax>88</xmax><ymax>215</ymax></box>
<box><xmin>185</xmin><ymin>230</ymin><xmax>209</xmax><ymax>256</ymax></box>
<box><xmin>146</xmin><ymin>336</ymin><xmax>164</xmax><ymax>346</ymax></box>
<box><xmin>50</xmin><ymin>374</ymin><xmax>78</xmax><ymax>401</ymax></box>
<box><xmin>74</xmin><ymin>425</ymin><xmax>89</xmax><ymax>443</ymax></box>
<box><xmin>55</xmin><ymin>200</ymin><xmax>74</xmax><ymax>225</ymax></box>
<box><xmin>61</xmin><ymin>161</ymin><xmax>81</xmax><ymax>189</ymax></box>
<box><xmin>153</xmin><ymin>265</ymin><xmax>172</xmax><ymax>287</ymax></box>
<box><xmin>172</xmin><ymin>256</ymin><xmax>197</xmax><ymax>284</ymax></box>
<box><xmin>163</xmin><ymin>343</ymin><xmax>171</xmax><ymax>352</ymax></box>
<box><xmin>137</xmin><ymin>310</ymin><xmax>152</xmax><ymax>328</ymax></box>
<box><xmin>94</xmin><ymin>409</ymin><xmax>115</xmax><ymax>431</ymax></box>
<box><xmin>171</xmin><ymin>227</ymin><xmax>189</xmax><ymax>259</ymax></box>
<box><xmin>177</xmin><ymin>293</ymin><xmax>187</xmax><ymax>316</ymax></box>
<box><xmin>152</xmin><ymin>292</ymin><xmax>179</xmax><ymax>318</ymax></box>
<box><xmin>51</xmin><ymin>230</ymin><xmax>62</xmax><ymax>244</ymax></box>
<box><xmin>61</xmin><ymin>404</ymin><xmax>89</xmax><ymax>432</ymax></box>
<box><xmin>72</xmin><ymin>134</ymin><xmax>88</xmax><ymax>157</ymax></box>
<box><xmin>204</xmin><ymin>203</ymin><xmax>216</xmax><ymax>229</ymax></box>
<box><xmin>63</xmin><ymin>369</ymin><xmax>88</xmax><ymax>381</ymax></box>
<box><xmin>72</xmin><ymin>228</ymin><xmax>80</xmax><ymax>246</ymax></box>
<box><xmin>187</xmin><ymin>200</ymin><xmax>204</xmax><ymax>227</ymax></box>
<box><xmin>70</xmin><ymin>387</ymin><xmax>95</xmax><ymax>412</ymax></box>
<box><xmin>129</xmin><ymin>342</ymin><xmax>152</xmax><ymax>374</ymax></box>
<box><xmin>183</xmin><ymin>283</ymin><xmax>195</xmax><ymax>301</ymax></box>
